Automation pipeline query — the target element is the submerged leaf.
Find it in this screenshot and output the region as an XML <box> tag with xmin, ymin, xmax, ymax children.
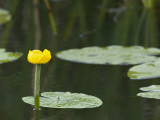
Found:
<box><xmin>128</xmin><ymin>60</ymin><xmax>160</xmax><ymax>80</ymax></box>
<box><xmin>0</xmin><ymin>8</ymin><xmax>11</xmax><ymax>25</ymax></box>
<box><xmin>22</xmin><ymin>92</ymin><xmax>102</xmax><ymax>108</ymax></box>
<box><xmin>56</xmin><ymin>46</ymin><xmax>160</xmax><ymax>65</ymax></box>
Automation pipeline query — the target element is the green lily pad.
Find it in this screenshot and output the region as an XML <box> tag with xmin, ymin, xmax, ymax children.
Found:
<box><xmin>128</xmin><ymin>60</ymin><xmax>160</xmax><ymax>79</ymax></box>
<box><xmin>0</xmin><ymin>49</ymin><xmax>22</xmax><ymax>63</ymax></box>
<box><xmin>137</xmin><ymin>92</ymin><xmax>160</xmax><ymax>99</ymax></box>
<box><xmin>22</xmin><ymin>92</ymin><xmax>103</xmax><ymax>108</ymax></box>
<box><xmin>140</xmin><ymin>85</ymin><xmax>160</xmax><ymax>92</ymax></box>
<box><xmin>56</xmin><ymin>46</ymin><xmax>160</xmax><ymax>65</ymax></box>
<box><xmin>137</xmin><ymin>85</ymin><xmax>160</xmax><ymax>99</ymax></box>
<box><xmin>0</xmin><ymin>8</ymin><xmax>11</xmax><ymax>25</ymax></box>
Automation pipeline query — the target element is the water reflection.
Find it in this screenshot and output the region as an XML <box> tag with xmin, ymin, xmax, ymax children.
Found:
<box><xmin>33</xmin><ymin>110</ymin><xmax>40</xmax><ymax>120</ymax></box>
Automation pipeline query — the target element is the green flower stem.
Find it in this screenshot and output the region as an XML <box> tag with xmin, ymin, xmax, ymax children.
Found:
<box><xmin>34</xmin><ymin>64</ymin><xmax>41</xmax><ymax>109</ymax></box>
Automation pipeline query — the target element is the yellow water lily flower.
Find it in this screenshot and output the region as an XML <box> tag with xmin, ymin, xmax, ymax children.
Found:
<box><xmin>27</xmin><ymin>49</ymin><xmax>51</xmax><ymax>64</ymax></box>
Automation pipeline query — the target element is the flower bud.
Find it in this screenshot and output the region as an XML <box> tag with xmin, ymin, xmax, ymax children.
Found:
<box><xmin>27</xmin><ymin>49</ymin><xmax>51</xmax><ymax>64</ymax></box>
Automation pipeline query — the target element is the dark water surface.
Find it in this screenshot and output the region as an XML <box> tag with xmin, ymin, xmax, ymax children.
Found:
<box><xmin>0</xmin><ymin>0</ymin><xmax>160</xmax><ymax>120</ymax></box>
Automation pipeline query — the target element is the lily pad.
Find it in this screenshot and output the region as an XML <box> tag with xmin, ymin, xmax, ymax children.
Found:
<box><xmin>128</xmin><ymin>60</ymin><xmax>160</xmax><ymax>79</ymax></box>
<box><xmin>137</xmin><ymin>92</ymin><xmax>160</xmax><ymax>99</ymax></box>
<box><xmin>0</xmin><ymin>49</ymin><xmax>22</xmax><ymax>63</ymax></box>
<box><xmin>137</xmin><ymin>85</ymin><xmax>160</xmax><ymax>99</ymax></box>
<box><xmin>0</xmin><ymin>8</ymin><xmax>11</xmax><ymax>25</ymax></box>
<box><xmin>140</xmin><ymin>85</ymin><xmax>160</xmax><ymax>92</ymax></box>
<box><xmin>22</xmin><ymin>92</ymin><xmax>103</xmax><ymax>108</ymax></box>
<box><xmin>56</xmin><ymin>46</ymin><xmax>160</xmax><ymax>65</ymax></box>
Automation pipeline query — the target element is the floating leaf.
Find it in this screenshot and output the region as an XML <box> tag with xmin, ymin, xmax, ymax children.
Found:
<box><xmin>137</xmin><ymin>92</ymin><xmax>160</xmax><ymax>99</ymax></box>
<box><xmin>128</xmin><ymin>60</ymin><xmax>160</xmax><ymax>79</ymax></box>
<box><xmin>0</xmin><ymin>8</ymin><xmax>11</xmax><ymax>25</ymax></box>
<box><xmin>22</xmin><ymin>92</ymin><xmax>102</xmax><ymax>108</ymax></box>
<box><xmin>0</xmin><ymin>49</ymin><xmax>22</xmax><ymax>63</ymax></box>
<box><xmin>140</xmin><ymin>85</ymin><xmax>160</xmax><ymax>92</ymax></box>
<box><xmin>137</xmin><ymin>85</ymin><xmax>160</xmax><ymax>99</ymax></box>
<box><xmin>56</xmin><ymin>46</ymin><xmax>160</xmax><ymax>65</ymax></box>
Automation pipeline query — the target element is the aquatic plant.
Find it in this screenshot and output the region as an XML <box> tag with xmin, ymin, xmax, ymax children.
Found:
<box><xmin>27</xmin><ymin>49</ymin><xmax>51</xmax><ymax>109</ymax></box>
<box><xmin>27</xmin><ymin>49</ymin><xmax>51</xmax><ymax>64</ymax></box>
<box><xmin>137</xmin><ymin>85</ymin><xmax>160</xmax><ymax>99</ymax></box>
<box><xmin>56</xmin><ymin>46</ymin><xmax>160</xmax><ymax>65</ymax></box>
<box><xmin>128</xmin><ymin>59</ymin><xmax>160</xmax><ymax>79</ymax></box>
<box><xmin>0</xmin><ymin>48</ymin><xmax>22</xmax><ymax>63</ymax></box>
<box><xmin>24</xmin><ymin>49</ymin><xmax>102</xmax><ymax>109</ymax></box>
<box><xmin>23</xmin><ymin>92</ymin><xmax>102</xmax><ymax>108</ymax></box>
<box><xmin>134</xmin><ymin>8</ymin><xmax>158</xmax><ymax>46</ymax></box>
<box><xmin>43</xmin><ymin>0</ymin><xmax>57</xmax><ymax>34</ymax></box>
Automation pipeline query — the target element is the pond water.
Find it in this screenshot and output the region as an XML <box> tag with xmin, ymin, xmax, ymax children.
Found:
<box><xmin>0</xmin><ymin>0</ymin><xmax>160</xmax><ymax>120</ymax></box>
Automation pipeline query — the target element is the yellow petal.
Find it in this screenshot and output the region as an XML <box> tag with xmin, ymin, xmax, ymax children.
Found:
<box><xmin>39</xmin><ymin>49</ymin><xmax>51</xmax><ymax>64</ymax></box>
<box><xmin>31</xmin><ymin>50</ymin><xmax>43</xmax><ymax>54</ymax></box>
<box><xmin>29</xmin><ymin>50</ymin><xmax>32</xmax><ymax>54</ymax></box>
<box><xmin>27</xmin><ymin>50</ymin><xmax>43</xmax><ymax>64</ymax></box>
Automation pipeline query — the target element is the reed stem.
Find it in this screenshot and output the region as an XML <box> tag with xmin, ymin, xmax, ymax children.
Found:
<box><xmin>33</xmin><ymin>0</ymin><xmax>41</xmax><ymax>49</ymax></box>
<box><xmin>43</xmin><ymin>0</ymin><xmax>57</xmax><ymax>35</ymax></box>
<box><xmin>142</xmin><ymin>0</ymin><xmax>154</xmax><ymax>8</ymax></box>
